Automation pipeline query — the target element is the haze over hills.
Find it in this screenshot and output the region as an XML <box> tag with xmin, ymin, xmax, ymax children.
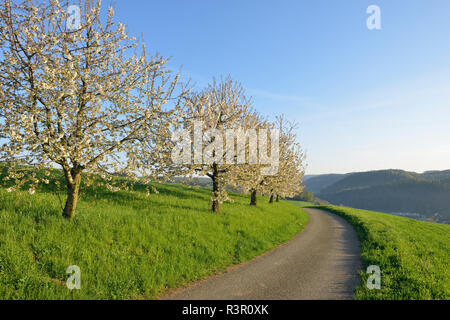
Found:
<box><xmin>304</xmin><ymin>169</ymin><xmax>450</xmax><ymax>223</ymax></box>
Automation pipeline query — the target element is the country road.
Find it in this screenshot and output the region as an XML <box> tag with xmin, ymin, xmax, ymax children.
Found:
<box><xmin>163</xmin><ymin>208</ymin><xmax>362</xmax><ymax>300</ymax></box>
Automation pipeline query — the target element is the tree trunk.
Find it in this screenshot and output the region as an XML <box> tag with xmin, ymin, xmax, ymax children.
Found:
<box><xmin>269</xmin><ymin>194</ymin><xmax>274</xmax><ymax>203</ymax></box>
<box><xmin>63</xmin><ymin>168</ymin><xmax>82</xmax><ymax>219</ymax></box>
<box><xmin>211</xmin><ymin>164</ymin><xmax>220</xmax><ymax>213</ymax></box>
<box><xmin>250</xmin><ymin>189</ymin><xmax>257</xmax><ymax>206</ymax></box>
<box><xmin>276</xmin><ymin>195</ymin><xmax>280</xmax><ymax>202</ymax></box>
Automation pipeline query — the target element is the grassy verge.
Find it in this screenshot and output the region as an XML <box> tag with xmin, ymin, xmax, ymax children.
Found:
<box><xmin>0</xmin><ymin>182</ymin><xmax>309</xmax><ymax>300</ymax></box>
<box><xmin>314</xmin><ymin>205</ymin><xmax>449</xmax><ymax>300</ymax></box>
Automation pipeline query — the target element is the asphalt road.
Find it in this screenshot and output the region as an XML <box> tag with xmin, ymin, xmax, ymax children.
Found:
<box><xmin>163</xmin><ymin>208</ymin><xmax>361</xmax><ymax>300</ymax></box>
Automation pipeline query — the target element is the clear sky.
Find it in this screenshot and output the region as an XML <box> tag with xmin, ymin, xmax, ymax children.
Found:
<box><xmin>112</xmin><ymin>0</ymin><xmax>450</xmax><ymax>174</ymax></box>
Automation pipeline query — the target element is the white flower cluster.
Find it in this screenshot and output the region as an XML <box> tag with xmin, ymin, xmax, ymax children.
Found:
<box><xmin>0</xmin><ymin>0</ymin><xmax>305</xmax><ymax>216</ymax></box>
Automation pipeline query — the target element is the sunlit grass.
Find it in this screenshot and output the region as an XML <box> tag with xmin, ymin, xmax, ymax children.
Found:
<box><xmin>315</xmin><ymin>205</ymin><xmax>450</xmax><ymax>300</ymax></box>
<box><xmin>0</xmin><ymin>181</ymin><xmax>309</xmax><ymax>300</ymax></box>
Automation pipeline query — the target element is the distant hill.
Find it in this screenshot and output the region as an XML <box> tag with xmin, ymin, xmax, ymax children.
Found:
<box><xmin>302</xmin><ymin>174</ymin><xmax>347</xmax><ymax>194</ymax></box>
<box><xmin>421</xmin><ymin>170</ymin><xmax>450</xmax><ymax>181</ymax></box>
<box><xmin>304</xmin><ymin>169</ymin><xmax>450</xmax><ymax>223</ymax></box>
<box><xmin>319</xmin><ymin>170</ymin><xmax>418</xmax><ymax>194</ymax></box>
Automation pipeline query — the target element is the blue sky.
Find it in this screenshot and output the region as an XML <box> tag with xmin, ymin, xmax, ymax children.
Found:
<box><xmin>112</xmin><ymin>0</ymin><xmax>450</xmax><ymax>174</ymax></box>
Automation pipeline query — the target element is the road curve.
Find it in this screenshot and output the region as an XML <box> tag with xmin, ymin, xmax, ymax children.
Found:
<box><xmin>162</xmin><ymin>208</ymin><xmax>361</xmax><ymax>300</ymax></box>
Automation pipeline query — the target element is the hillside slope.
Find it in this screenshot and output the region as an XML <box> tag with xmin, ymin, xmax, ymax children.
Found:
<box><xmin>305</xmin><ymin>170</ymin><xmax>450</xmax><ymax>222</ymax></box>
<box><xmin>0</xmin><ymin>178</ymin><xmax>308</xmax><ymax>299</ymax></box>
<box><xmin>321</xmin><ymin>179</ymin><xmax>450</xmax><ymax>220</ymax></box>
<box><xmin>303</xmin><ymin>173</ymin><xmax>347</xmax><ymax>194</ymax></box>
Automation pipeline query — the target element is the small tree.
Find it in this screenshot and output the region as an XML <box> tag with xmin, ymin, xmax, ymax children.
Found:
<box><xmin>262</xmin><ymin>116</ymin><xmax>306</xmax><ymax>203</ymax></box>
<box><xmin>232</xmin><ymin>115</ymin><xmax>305</xmax><ymax>206</ymax></box>
<box><xmin>0</xmin><ymin>0</ymin><xmax>188</xmax><ymax>218</ymax></box>
<box><xmin>179</xmin><ymin>77</ymin><xmax>255</xmax><ymax>213</ymax></box>
<box><xmin>295</xmin><ymin>190</ymin><xmax>314</xmax><ymax>202</ymax></box>
<box><xmin>229</xmin><ymin>118</ymin><xmax>273</xmax><ymax>207</ymax></box>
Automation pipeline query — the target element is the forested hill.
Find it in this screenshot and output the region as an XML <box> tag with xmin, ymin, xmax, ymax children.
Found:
<box><xmin>304</xmin><ymin>170</ymin><xmax>450</xmax><ymax>222</ymax></box>
<box><xmin>302</xmin><ymin>174</ymin><xmax>347</xmax><ymax>194</ymax></box>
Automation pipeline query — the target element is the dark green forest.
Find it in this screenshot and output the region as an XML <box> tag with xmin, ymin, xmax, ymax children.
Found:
<box><xmin>304</xmin><ymin>170</ymin><xmax>450</xmax><ymax>222</ymax></box>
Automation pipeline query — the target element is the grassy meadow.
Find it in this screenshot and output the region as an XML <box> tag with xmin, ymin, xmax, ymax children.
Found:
<box><xmin>0</xmin><ymin>173</ymin><xmax>309</xmax><ymax>300</ymax></box>
<box><xmin>314</xmin><ymin>205</ymin><xmax>450</xmax><ymax>300</ymax></box>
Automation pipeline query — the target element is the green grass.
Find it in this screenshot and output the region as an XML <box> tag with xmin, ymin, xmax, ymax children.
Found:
<box><xmin>314</xmin><ymin>205</ymin><xmax>450</xmax><ymax>300</ymax></box>
<box><xmin>0</xmin><ymin>179</ymin><xmax>309</xmax><ymax>300</ymax></box>
<box><xmin>287</xmin><ymin>200</ymin><xmax>315</xmax><ymax>207</ymax></box>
